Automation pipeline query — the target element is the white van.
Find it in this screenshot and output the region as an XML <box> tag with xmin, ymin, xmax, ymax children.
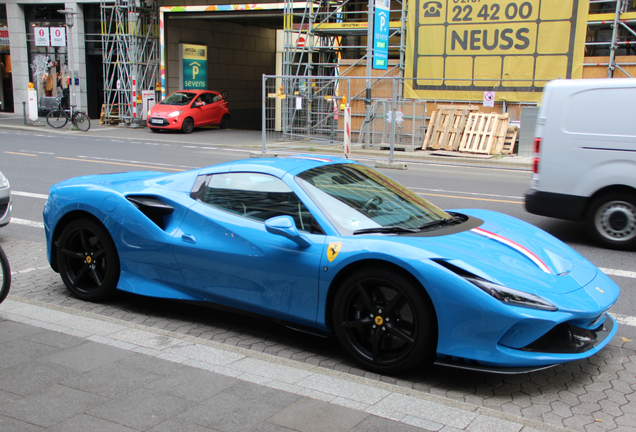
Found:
<box><xmin>525</xmin><ymin>78</ymin><xmax>636</xmax><ymax>250</ymax></box>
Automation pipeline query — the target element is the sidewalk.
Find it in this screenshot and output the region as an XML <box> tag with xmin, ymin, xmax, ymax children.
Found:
<box><xmin>0</xmin><ymin>296</ymin><xmax>563</xmax><ymax>432</ymax></box>
<box><xmin>0</xmin><ymin>112</ymin><xmax>533</xmax><ymax>169</ymax></box>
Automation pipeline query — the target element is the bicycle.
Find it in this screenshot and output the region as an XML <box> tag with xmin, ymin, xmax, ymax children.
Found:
<box><xmin>46</xmin><ymin>97</ymin><xmax>91</xmax><ymax>132</ymax></box>
<box><xmin>0</xmin><ymin>244</ymin><xmax>11</xmax><ymax>304</ymax></box>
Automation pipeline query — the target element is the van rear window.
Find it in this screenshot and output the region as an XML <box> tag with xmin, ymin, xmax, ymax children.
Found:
<box><xmin>565</xmin><ymin>87</ymin><xmax>636</xmax><ymax>137</ymax></box>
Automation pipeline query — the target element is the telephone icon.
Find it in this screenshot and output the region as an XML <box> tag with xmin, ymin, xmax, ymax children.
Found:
<box><xmin>423</xmin><ymin>1</ymin><xmax>443</xmax><ymax>18</ymax></box>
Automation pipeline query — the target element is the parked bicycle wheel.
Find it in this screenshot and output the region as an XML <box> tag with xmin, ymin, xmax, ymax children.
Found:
<box><xmin>0</xmin><ymin>245</ymin><xmax>11</xmax><ymax>304</ymax></box>
<box><xmin>73</xmin><ymin>112</ymin><xmax>91</xmax><ymax>132</ymax></box>
<box><xmin>46</xmin><ymin>109</ymin><xmax>68</xmax><ymax>128</ymax></box>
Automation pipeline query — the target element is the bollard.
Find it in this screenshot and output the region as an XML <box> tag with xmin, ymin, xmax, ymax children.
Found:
<box><xmin>23</xmin><ymin>102</ymin><xmax>27</xmax><ymax>126</ymax></box>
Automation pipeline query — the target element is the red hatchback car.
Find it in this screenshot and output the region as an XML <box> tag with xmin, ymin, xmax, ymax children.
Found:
<box><xmin>147</xmin><ymin>90</ymin><xmax>231</xmax><ymax>133</ymax></box>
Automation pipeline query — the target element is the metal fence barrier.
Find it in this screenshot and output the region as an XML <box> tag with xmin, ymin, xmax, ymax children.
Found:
<box><xmin>261</xmin><ymin>75</ymin><xmax>537</xmax><ymax>171</ymax></box>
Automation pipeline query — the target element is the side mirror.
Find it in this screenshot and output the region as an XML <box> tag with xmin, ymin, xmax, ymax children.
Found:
<box><xmin>265</xmin><ymin>215</ymin><xmax>310</xmax><ymax>248</ymax></box>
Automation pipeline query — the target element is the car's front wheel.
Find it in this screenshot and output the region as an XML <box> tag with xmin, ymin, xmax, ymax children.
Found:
<box><xmin>586</xmin><ymin>192</ymin><xmax>636</xmax><ymax>250</ymax></box>
<box><xmin>220</xmin><ymin>114</ymin><xmax>230</xmax><ymax>129</ymax></box>
<box><xmin>181</xmin><ymin>118</ymin><xmax>194</xmax><ymax>134</ymax></box>
<box><xmin>332</xmin><ymin>268</ymin><xmax>437</xmax><ymax>374</ymax></box>
<box><xmin>57</xmin><ymin>218</ymin><xmax>120</xmax><ymax>301</ymax></box>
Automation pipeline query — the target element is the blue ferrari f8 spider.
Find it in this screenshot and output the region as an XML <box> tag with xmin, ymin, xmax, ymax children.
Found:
<box><xmin>43</xmin><ymin>156</ymin><xmax>620</xmax><ymax>374</ymax></box>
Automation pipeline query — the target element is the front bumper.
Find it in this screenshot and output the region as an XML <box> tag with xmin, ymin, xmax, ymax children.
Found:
<box><xmin>435</xmin><ymin>314</ymin><xmax>618</xmax><ymax>373</ymax></box>
<box><xmin>147</xmin><ymin>117</ymin><xmax>182</xmax><ymax>129</ymax></box>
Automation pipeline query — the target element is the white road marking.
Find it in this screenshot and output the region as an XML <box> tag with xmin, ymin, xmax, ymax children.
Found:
<box><xmin>10</xmin><ymin>218</ymin><xmax>44</xmax><ymax>229</ymax></box>
<box><xmin>611</xmin><ymin>313</ymin><xmax>636</xmax><ymax>328</ymax></box>
<box><xmin>74</xmin><ymin>155</ymin><xmax>197</xmax><ymax>170</ymax></box>
<box><xmin>12</xmin><ymin>191</ymin><xmax>49</xmax><ymax>199</ymax></box>
<box><xmin>411</xmin><ymin>187</ymin><xmax>523</xmax><ymax>201</ymax></box>
<box><xmin>599</xmin><ymin>268</ymin><xmax>636</xmax><ymax>280</ymax></box>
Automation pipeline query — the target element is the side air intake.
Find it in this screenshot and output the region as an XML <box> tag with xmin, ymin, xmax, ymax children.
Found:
<box><xmin>126</xmin><ymin>196</ymin><xmax>174</xmax><ymax>230</ymax></box>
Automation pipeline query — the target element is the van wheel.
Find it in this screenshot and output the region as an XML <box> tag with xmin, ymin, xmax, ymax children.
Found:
<box><xmin>586</xmin><ymin>193</ymin><xmax>636</xmax><ymax>250</ymax></box>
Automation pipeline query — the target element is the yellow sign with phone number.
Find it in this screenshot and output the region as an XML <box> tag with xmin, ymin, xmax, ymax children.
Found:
<box><xmin>404</xmin><ymin>0</ymin><xmax>590</xmax><ymax>102</ymax></box>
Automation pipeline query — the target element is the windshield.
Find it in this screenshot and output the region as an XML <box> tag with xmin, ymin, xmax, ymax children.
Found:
<box><xmin>296</xmin><ymin>164</ymin><xmax>450</xmax><ymax>235</ymax></box>
<box><xmin>160</xmin><ymin>92</ymin><xmax>196</xmax><ymax>106</ymax></box>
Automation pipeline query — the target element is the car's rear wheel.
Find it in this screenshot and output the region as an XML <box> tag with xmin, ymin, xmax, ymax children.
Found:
<box><xmin>586</xmin><ymin>192</ymin><xmax>636</xmax><ymax>250</ymax></box>
<box><xmin>181</xmin><ymin>118</ymin><xmax>194</xmax><ymax>134</ymax></box>
<box><xmin>57</xmin><ymin>219</ymin><xmax>120</xmax><ymax>301</ymax></box>
<box><xmin>332</xmin><ymin>268</ymin><xmax>437</xmax><ymax>374</ymax></box>
<box><xmin>220</xmin><ymin>114</ymin><xmax>230</xmax><ymax>129</ymax></box>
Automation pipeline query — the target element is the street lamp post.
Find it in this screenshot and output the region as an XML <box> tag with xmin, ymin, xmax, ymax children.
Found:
<box><xmin>57</xmin><ymin>8</ymin><xmax>79</xmax><ymax>111</ymax></box>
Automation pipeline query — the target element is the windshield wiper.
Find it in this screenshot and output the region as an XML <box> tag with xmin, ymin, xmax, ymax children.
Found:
<box><xmin>417</xmin><ymin>215</ymin><xmax>464</xmax><ymax>231</ymax></box>
<box><xmin>353</xmin><ymin>226</ymin><xmax>421</xmax><ymax>235</ymax></box>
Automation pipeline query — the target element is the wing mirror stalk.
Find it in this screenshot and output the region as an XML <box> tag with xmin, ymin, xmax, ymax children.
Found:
<box><xmin>265</xmin><ymin>216</ymin><xmax>310</xmax><ymax>248</ymax></box>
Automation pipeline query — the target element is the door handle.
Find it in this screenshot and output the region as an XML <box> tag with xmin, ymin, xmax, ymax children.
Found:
<box><xmin>182</xmin><ymin>234</ymin><xmax>196</xmax><ymax>244</ymax></box>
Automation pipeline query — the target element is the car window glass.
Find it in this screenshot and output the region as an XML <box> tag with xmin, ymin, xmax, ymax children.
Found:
<box><xmin>296</xmin><ymin>164</ymin><xmax>449</xmax><ymax>234</ymax></box>
<box><xmin>191</xmin><ymin>173</ymin><xmax>324</xmax><ymax>234</ymax></box>
<box><xmin>211</xmin><ymin>94</ymin><xmax>221</xmax><ymax>103</ymax></box>
<box><xmin>201</xmin><ymin>93</ymin><xmax>213</xmax><ymax>104</ymax></box>
<box><xmin>161</xmin><ymin>92</ymin><xmax>196</xmax><ymax>106</ymax></box>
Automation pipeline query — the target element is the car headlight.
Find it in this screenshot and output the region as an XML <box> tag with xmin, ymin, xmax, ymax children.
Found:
<box><xmin>0</xmin><ymin>171</ymin><xmax>9</xmax><ymax>189</ymax></box>
<box><xmin>468</xmin><ymin>278</ymin><xmax>557</xmax><ymax>311</ymax></box>
<box><xmin>167</xmin><ymin>110</ymin><xmax>182</xmax><ymax>118</ymax></box>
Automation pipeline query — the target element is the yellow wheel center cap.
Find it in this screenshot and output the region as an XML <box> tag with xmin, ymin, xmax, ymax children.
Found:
<box><xmin>86</xmin><ymin>256</ymin><xmax>92</xmax><ymax>264</ymax></box>
<box><xmin>374</xmin><ymin>316</ymin><xmax>384</xmax><ymax>326</ymax></box>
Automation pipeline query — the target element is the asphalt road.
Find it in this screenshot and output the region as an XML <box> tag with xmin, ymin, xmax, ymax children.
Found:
<box><xmin>3</xmin><ymin>127</ymin><xmax>636</xmax><ymax>432</ymax></box>
<box><xmin>1</xmin><ymin>128</ymin><xmax>635</xmax><ymax>341</ymax></box>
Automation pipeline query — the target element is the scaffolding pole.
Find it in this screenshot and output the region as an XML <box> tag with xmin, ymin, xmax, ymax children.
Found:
<box><xmin>281</xmin><ymin>0</ymin><xmax>408</xmax><ymax>140</ymax></box>
<box><xmin>101</xmin><ymin>0</ymin><xmax>160</xmax><ymax>126</ymax></box>
<box><xmin>587</xmin><ymin>0</ymin><xmax>635</xmax><ymax>78</ymax></box>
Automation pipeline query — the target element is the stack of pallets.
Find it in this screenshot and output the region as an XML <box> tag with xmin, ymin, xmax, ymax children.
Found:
<box><xmin>458</xmin><ymin>112</ymin><xmax>510</xmax><ymax>155</ymax></box>
<box><xmin>422</xmin><ymin>105</ymin><xmax>478</xmax><ymax>151</ymax></box>
<box><xmin>99</xmin><ymin>104</ymin><xmax>121</xmax><ymax>125</ymax></box>
<box><xmin>423</xmin><ymin>108</ymin><xmax>518</xmax><ymax>156</ymax></box>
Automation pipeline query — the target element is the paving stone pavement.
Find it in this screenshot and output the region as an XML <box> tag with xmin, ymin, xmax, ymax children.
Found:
<box><xmin>1</xmin><ymin>237</ymin><xmax>636</xmax><ymax>432</ymax></box>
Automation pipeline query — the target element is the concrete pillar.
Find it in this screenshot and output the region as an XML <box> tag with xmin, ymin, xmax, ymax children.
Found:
<box><xmin>6</xmin><ymin>3</ymin><xmax>27</xmax><ymax>114</ymax></box>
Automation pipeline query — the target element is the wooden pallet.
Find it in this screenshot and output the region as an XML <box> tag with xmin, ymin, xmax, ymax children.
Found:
<box><xmin>422</xmin><ymin>105</ymin><xmax>478</xmax><ymax>151</ymax></box>
<box><xmin>99</xmin><ymin>104</ymin><xmax>120</xmax><ymax>125</ymax></box>
<box><xmin>501</xmin><ymin>125</ymin><xmax>519</xmax><ymax>155</ymax></box>
<box><xmin>458</xmin><ymin>112</ymin><xmax>510</xmax><ymax>155</ymax></box>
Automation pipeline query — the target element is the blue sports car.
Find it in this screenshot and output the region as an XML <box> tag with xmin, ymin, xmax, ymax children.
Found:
<box><xmin>43</xmin><ymin>156</ymin><xmax>620</xmax><ymax>374</ymax></box>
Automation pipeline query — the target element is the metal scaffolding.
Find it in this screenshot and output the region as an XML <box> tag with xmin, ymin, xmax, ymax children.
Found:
<box><xmin>586</xmin><ymin>0</ymin><xmax>636</xmax><ymax>77</ymax></box>
<box><xmin>100</xmin><ymin>0</ymin><xmax>159</xmax><ymax>125</ymax></box>
<box><xmin>283</xmin><ymin>0</ymin><xmax>407</xmax><ymax>78</ymax></box>
<box><xmin>280</xmin><ymin>0</ymin><xmax>408</xmax><ymax>141</ymax></box>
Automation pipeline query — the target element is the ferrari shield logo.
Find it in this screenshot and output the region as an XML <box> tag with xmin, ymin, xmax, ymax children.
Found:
<box><xmin>327</xmin><ymin>242</ymin><xmax>342</xmax><ymax>262</ymax></box>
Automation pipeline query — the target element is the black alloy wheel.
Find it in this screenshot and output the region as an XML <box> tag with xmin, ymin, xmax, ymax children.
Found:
<box><xmin>333</xmin><ymin>268</ymin><xmax>437</xmax><ymax>374</ymax></box>
<box><xmin>220</xmin><ymin>114</ymin><xmax>230</xmax><ymax>129</ymax></box>
<box><xmin>57</xmin><ymin>219</ymin><xmax>120</xmax><ymax>301</ymax></box>
<box><xmin>181</xmin><ymin>117</ymin><xmax>194</xmax><ymax>134</ymax></box>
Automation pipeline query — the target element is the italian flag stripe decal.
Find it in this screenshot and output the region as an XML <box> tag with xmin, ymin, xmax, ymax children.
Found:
<box><xmin>471</xmin><ymin>227</ymin><xmax>551</xmax><ymax>274</ymax></box>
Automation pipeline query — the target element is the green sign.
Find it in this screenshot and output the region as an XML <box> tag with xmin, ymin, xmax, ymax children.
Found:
<box><xmin>179</xmin><ymin>44</ymin><xmax>207</xmax><ymax>90</ymax></box>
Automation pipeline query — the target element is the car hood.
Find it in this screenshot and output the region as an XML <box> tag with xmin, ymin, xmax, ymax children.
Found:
<box><xmin>149</xmin><ymin>104</ymin><xmax>188</xmax><ymax>115</ymax></box>
<box><xmin>412</xmin><ymin>209</ymin><xmax>597</xmax><ymax>295</ymax></box>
